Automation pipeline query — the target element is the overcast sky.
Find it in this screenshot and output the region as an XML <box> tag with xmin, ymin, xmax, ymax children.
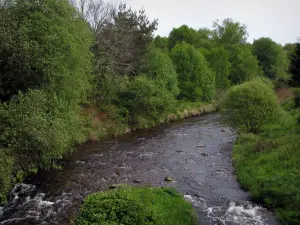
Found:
<box><xmin>120</xmin><ymin>0</ymin><xmax>299</xmax><ymax>45</ymax></box>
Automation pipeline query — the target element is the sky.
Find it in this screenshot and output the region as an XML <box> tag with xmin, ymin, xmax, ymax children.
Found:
<box><xmin>117</xmin><ymin>0</ymin><xmax>299</xmax><ymax>45</ymax></box>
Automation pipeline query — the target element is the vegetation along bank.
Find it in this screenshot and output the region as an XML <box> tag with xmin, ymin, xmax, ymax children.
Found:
<box><xmin>1</xmin><ymin>0</ymin><xmax>300</xmax><ymax>224</ymax></box>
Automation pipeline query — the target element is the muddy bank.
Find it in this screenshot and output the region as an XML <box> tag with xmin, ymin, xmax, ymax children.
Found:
<box><xmin>0</xmin><ymin>114</ymin><xmax>278</xmax><ymax>225</ymax></box>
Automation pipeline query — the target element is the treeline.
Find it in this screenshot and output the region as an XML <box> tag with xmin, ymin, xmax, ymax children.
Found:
<box><xmin>0</xmin><ymin>0</ymin><xmax>296</xmax><ymax>203</ymax></box>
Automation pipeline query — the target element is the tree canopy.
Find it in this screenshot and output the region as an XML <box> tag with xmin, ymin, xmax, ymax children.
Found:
<box><xmin>170</xmin><ymin>43</ymin><xmax>215</xmax><ymax>102</ymax></box>
<box><xmin>253</xmin><ymin>37</ymin><xmax>289</xmax><ymax>81</ymax></box>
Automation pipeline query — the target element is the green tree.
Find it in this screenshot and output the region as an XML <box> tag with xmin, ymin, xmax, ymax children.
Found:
<box><xmin>168</xmin><ymin>25</ymin><xmax>199</xmax><ymax>50</ymax></box>
<box><xmin>221</xmin><ymin>79</ymin><xmax>281</xmax><ymax>133</ymax></box>
<box><xmin>92</xmin><ymin>4</ymin><xmax>158</xmax><ymax>77</ymax></box>
<box><xmin>117</xmin><ymin>75</ymin><xmax>176</xmax><ymax>127</ymax></box>
<box><xmin>212</xmin><ymin>18</ymin><xmax>248</xmax><ymax>45</ymax></box>
<box><xmin>206</xmin><ymin>46</ymin><xmax>230</xmax><ymax>88</ymax></box>
<box><xmin>140</xmin><ymin>45</ymin><xmax>179</xmax><ymax>97</ymax></box>
<box><xmin>289</xmin><ymin>39</ymin><xmax>300</xmax><ymax>86</ymax></box>
<box><xmin>0</xmin><ymin>0</ymin><xmax>93</xmax><ymax>102</ymax></box>
<box><xmin>170</xmin><ymin>43</ymin><xmax>215</xmax><ymax>102</ymax></box>
<box><xmin>153</xmin><ymin>36</ymin><xmax>169</xmax><ymax>52</ymax></box>
<box><xmin>227</xmin><ymin>45</ymin><xmax>260</xmax><ymax>84</ymax></box>
<box><xmin>253</xmin><ymin>37</ymin><xmax>290</xmax><ymax>81</ymax></box>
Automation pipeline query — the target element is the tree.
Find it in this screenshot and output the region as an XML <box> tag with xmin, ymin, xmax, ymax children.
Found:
<box><xmin>289</xmin><ymin>39</ymin><xmax>300</xmax><ymax>86</ymax></box>
<box><xmin>227</xmin><ymin>45</ymin><xmax>260</xmax><ymax>84</ymax></box>
<box><xmin>205</xmin><ymin>46</ymin><xmax>230</xmax><ymax>88</ymax></box>
<box><xmin>70</xmin><ymin>0</ymin><xmax>115</xmax><ymax>31</ymax></box>
<box><xmin>0</xmin><ymin>0</ymin><xmax>93</xmax><ymax>102</ymax></box>
<box><xmin>253</xmin><ymin>37</ymin><xmax>290</xmax><ymax>81</ymax></box>
<box><xmin>170</xmin><ymin>43</ymin><xmax>215</xmax><ymax>102</ymax></box>
<box><xmin>168</xmin><ymin>25</ymin><xmax>199</xmax><ymax>50</ymax></box>
<box><xmin>221</xmin><ymin>79</ymin><xmax>281</xmax><ymax>133</ymax></box>
<box><xmin>212</xmin><ymin>18</ymin><xmax>248</xmax><ymax>45</ymax></box>
<box><xmin>140</xmin><ymin>45</ymin><xmax>179</xmax><ymax>97</ymax></box>
<box><xmin>153</xmin><ymin>36</ymin><xmax>169</xmax><ymax>52</ymax></box>
<box><xmin>92</xmin><ymin>4</ymin><xmax>158</xmax><ymax>77</ymax></box>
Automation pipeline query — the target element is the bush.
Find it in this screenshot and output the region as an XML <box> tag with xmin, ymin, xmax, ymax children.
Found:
<box><xmin>0</xmin><ymin>90</ymin><xmax>86</xmax><ymax>170</ymax></box>
<box><xmin>221</xmin><ymin>79</ymin><xmax>281</xmax><ymax>133</ymax></box>
<box><xmin>76</xmin><ymin>186</ymin><xmax>198</xmax><ymax>225</ymax></box>
<box><xmin>170</xmin><ymin>42</ymin><xmax>216</xmax><ymax>102</ymax></box>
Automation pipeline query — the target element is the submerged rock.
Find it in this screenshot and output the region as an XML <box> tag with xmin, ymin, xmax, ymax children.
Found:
<box><xmin>133</xmin><ymin>179</ymin><xmax>142</xmax><ymax>183</ymax></box>
<box><xmin>197</xmin><ymin>144</ymin><xmax>206</xmax><ymax>148</ymax></box>
<box><xmin>165</xmin><ymin>177</ymin><xmax>175</xmax><ymax>182</ymax></box>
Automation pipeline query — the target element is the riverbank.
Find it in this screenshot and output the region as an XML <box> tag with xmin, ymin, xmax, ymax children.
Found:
<box><xmin>86</xmin><ymin>101</ymin><xmax>216</xmax><ymax>141</ymax></box>
<box><xmin>232</xmin><ymin>106</ymin><xmax>300</xmax><ymax>224</ymax></box>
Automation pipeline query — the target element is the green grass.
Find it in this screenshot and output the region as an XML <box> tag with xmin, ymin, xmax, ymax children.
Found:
<box><xmin>75</xmin><ymin>186</ymin><xmax>198</xmax><ymax>225</ymax></box>
<box><xmin>233</xmin><ymin>110</ymin><xmax>300</xmax><ymax>224</ymax></box>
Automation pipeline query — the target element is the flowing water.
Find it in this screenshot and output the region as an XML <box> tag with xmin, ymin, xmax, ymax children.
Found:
<box><xmin>0</xmin><ymin>114</ymin><xmax>279</xmax><ymax>225</ymax></box>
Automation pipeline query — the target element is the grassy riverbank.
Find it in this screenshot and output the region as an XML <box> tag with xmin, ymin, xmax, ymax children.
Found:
<box><xmin>87</xmin><ymin>101</ymin><xmax>216</xmax><ymax>141</ymax></box>
<box><xmin>232</xmin><ymin>106</ymin><xmax>300</xmax><ymax>224</ymax></box>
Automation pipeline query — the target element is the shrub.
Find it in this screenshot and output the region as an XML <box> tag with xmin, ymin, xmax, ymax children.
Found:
<box><xmin>0</xmin><ymin>90</ymin><xmax>86</xmax><ymax>170</ymax></box>
<box><xmin>76</xmin><ymin>186</ymin><xmax>198</xmax><ymax>225</ymax></box>
<box><xmin>170</xmin><ymin>42</ymin><xmax>216</xmax><ymax>102</ymax></box>
<box><xmin>221</xmin><ymin>79</ymin><xmax>281</xmax><ymax>133</ymax></box>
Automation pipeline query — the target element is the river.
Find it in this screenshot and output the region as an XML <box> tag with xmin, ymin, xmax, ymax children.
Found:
<box><xmin>0</xmin><ymin>114</ymin><xmax>279</xmax><ymax>225</ymax></box>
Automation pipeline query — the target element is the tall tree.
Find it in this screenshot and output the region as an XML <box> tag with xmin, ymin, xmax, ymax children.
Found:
<box><xmin>212</xmin><ymin>18</ymin><xmax>248</xmax><ymax>45</ymax></box>
<box><xmin>227</xmin><ymin>45</ymin><xmax>260</xmax><ymax>84</ymax></box>
<box><xmin>0</xmin><ymin>0</ymin><xmax>93</xmax><ymax>102</ymax></box>
<box><xmin>153</xmin><ymin>36</ymin><xmax>169</xmax><ymax>52</ymax></box>
<box><xmin>170</xmin><ymin>43</ymin><xmax>215</xmax><ymax>102</ymax></box>
<box><xmin>206</xmin><ymin>46</ymin><xmax>231</xmax><ymax>89</ymax></box>
<box><xmin>253</xmin><ymin>37</ymin><xmax>290</xmax><ymax>81</ymax></box>
<box><xmin>92</xmin><ymin>4</ymin><xmax>158</xmax><ymax>77</ymax></box>
<box><xmin>168</xmin><ymin>25</ymin><xmax>213</xmax><ymax>50</ymax></box>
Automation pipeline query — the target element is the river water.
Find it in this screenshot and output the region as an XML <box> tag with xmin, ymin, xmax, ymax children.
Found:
<box><xmin>0</xmin><ymin>114</ymin><xmax>279</xmax><ymax>225</ymax></box>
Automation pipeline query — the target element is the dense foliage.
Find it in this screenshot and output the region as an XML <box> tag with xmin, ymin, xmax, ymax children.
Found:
<box><xmin>170</xmin><ymin>43</ymin><xmax>215</xmax><ymax>102</ymax></box>
<box><xmin>76</xmin><ymin>186</ymin><xmax>198</xmax><ymax>225</ymax></box>
<box><xmin>253</xmin><ymin>37</ymin><xmax>290</xmax><ymax>81</ymax></box>
<box><xmin>221</xmin><ymin>79</ymin><xmax>281</xmax><ymax>133</ymax></box>
<box><xmin>0</xmin><ymin>0</ymin><xmax>93</xmax><ymax>102</ymax></box>
<box><xmin>227</xmin><ymin>45</ymin><xmax>260</xmax><ymax>84</ymax></box>
<box><xmin>205</xmin><ymin>46</ymin><xmax>230</xmax><ymax>88</ymax></box>
<box><xmin>290</xmin><ymin>39</ymin><xmax>300</xmax><ymax>86</ymax></box>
